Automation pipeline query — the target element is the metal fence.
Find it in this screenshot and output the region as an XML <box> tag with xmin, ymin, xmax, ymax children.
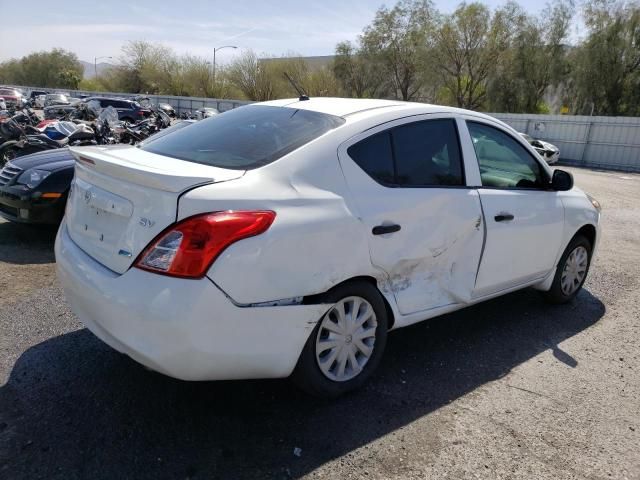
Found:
<box><xmin>489</xmin><ymin>113</ymin><xmax>640</xmax><ymax>173</ymax></box>
<box><xmin>10</xmin><ymin>85</ymin><xmax>640</xmax><ymax>172</ymax></box>
<box><xmin>12</xmin><ymin>85</ymin><xmax>251</xmax><ymax>114</ymax></box>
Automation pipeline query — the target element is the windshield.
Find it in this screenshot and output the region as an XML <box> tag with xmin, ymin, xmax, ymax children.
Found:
<box><xmin>141</xmin><ymin>105</ymin><xmax>345</xmax><ymax>170</ymax></box>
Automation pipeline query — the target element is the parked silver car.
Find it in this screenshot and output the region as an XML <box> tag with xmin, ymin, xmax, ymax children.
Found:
<box><xmin>520</xmin><ymin>133</ymin><xmax>560</xmax><ymax>164</ymax></box>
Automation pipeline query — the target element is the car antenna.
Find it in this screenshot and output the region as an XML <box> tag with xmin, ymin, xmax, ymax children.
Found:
<box><xmin>283</xmin><ymin>72</ymin><xmax>309</xmax><ymax>101</ymax></box>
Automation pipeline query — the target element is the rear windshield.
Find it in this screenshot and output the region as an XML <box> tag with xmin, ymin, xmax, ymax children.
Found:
<box><xmin>141</xmin><ymin>104</ymin><xmax>345</xmax><ymax>170</ymax></box>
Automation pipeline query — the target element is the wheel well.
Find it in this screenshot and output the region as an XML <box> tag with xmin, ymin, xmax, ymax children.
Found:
<box><xmin>575</xmin><ymin>224</ymin><xmax>596</xmax><ymax>248</ymax></box>
<box><xmin>304</xmin><ymin>276</ymin><xmax>396</xmax><ymax>330</ymax></box>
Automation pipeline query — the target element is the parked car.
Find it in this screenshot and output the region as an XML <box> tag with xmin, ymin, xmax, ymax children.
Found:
<box><xmin>83</xmin><ymin>97</ymin><xmax>152</xmax><ymax>123</ymax></box>
<box><xmin>520</xmin><ymin>132</ymin><xmax>560</xmax><ymax>164</ymax></box>
<box><xmin>55</xmin><ymin>98</ymin><xmax>601</xmax><ymax>397</ymax></box>
<box><xmin>0</xmin><ymin>119</ymin><xmax>196</xmax><ymax>224</ymax></box>
<box><xmin>0</xmin><ymin>149</ymin><xmax>74</xmax><ymax>224</ymax></box>
<box><xmin>195</xmin><ymin>107</ymin><xmax>219</xmax><ymax>120</ymax></box>
<box><xmin>44</xmin><ymin>93</ymin><xmax>70</xmax><ymax>107</ymax></box>
<box><xmin>28</xmin><ymin>90</ymin><xmax>48</xmax><ymax>105</ymax></box>
<box><xmin>34</xmin><ymin>95</ymin><xmax>47</xmax><ymax>109</ymax></box>
<box><xmin>0</xmin><ymin>87</ymin><xmax>24</xmax><ymax>109</ymax></box>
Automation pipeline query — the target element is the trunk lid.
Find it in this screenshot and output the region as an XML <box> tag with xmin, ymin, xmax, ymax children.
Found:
<box><xmin>65</xmin><ymin>146</ymin><xmax>244</xmax><ymax>274</ymax></box>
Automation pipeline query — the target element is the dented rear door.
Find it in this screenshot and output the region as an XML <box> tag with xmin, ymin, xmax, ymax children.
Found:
<box><xmin>339</xmin><ymin>115</ymin><xmax>484</xmax><ymax>316</ymax></box>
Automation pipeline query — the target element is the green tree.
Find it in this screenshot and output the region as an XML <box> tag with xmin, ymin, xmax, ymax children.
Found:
<box><xmin>487</xmin><ymin>0</ymin><xmax>574</xmax><ymax>113</ymax></box>
<box><xmin>570</xmin><ymin>0</ymin><xmax>640</xmax><ymax>115</ymax></box>
<box><xmin>360</xmin><ymin>0</ymin><xmax>437</xmax><ymax>100</ymax></box>
<box><xmin>434</xmin><ymin>2</ymin><xmax>515</xmax><ymax>110</ymax></box>
<box><xmin>226</xmin><ymin>50</ymin><xmax>276</xmax><ymax>101</ymax></box>
<box><xmin>333</xmin><ymin>41</ymin><xmax>387</xmax><ymax>98</ymax></box>
<box><xmin>0</xmin><ymin>48</ymin><xmax>83</xmax><ymax>88</ymax></box>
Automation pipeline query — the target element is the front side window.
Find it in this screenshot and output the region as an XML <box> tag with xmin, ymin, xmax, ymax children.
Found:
<box><xmin>142</xmin><ymin>105</ymin><xmax>345</xmax><ymax>170</ymax></box>
<box><xmin>347</xmin><ymin>118</ymin><xmax>464</xmax><ymax>187</ymax></box>
<box><xmin>468</xmin><ymin>122</ymin><xmax>546</xmax><ymax>189</ymax></box>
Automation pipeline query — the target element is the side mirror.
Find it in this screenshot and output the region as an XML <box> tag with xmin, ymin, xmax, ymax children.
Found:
<box><xmin>551</xmin><ymin>169</ymin><xmax>573</xmax><ymax>191</ymax></box>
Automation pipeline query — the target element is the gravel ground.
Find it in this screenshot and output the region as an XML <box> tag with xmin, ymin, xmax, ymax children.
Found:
<box><xmin>0</xmin><ymin>167</ymin><xmax>638</xmax><ymax>480</ymax></box>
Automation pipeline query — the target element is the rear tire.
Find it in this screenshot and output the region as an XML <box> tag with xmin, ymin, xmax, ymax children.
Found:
<box><xmin>292</xmin><ymin>281</ymin><xmax>388</xmax><ymax>398</ymax></box>
<box><xmin>543</xmin><ymin>235</ymin><xmax>592</xmax><ymax>304</ymax></box>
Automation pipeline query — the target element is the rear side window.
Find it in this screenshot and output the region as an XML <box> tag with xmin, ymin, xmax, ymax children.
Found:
<box><xmin>347</xmin><ymin>132</ymin><xmax>394</xmax><ymax>184</ymax></box>
<box><xmin>393</xmin><ymin>120</ymin><xmax>463</xmax><ymax>186</ymax></box>
<box><xmin>347</xmin><ymin>118</ymin><xmax>464</xmax><ymax>187</ymax></box>
<box><xmin>142</xmin><ymin>105</ymin><xmax>345</xmax><ymax>170</ymax></box>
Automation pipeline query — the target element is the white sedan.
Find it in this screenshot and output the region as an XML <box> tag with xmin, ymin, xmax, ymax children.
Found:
<box><xmin>55</xmin><ymin>98</ymin><xmax>601</xmax><ymax>397</ymax></box>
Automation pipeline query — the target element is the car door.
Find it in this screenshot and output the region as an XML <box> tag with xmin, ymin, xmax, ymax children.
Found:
<box><xmin>463</xmin><ymin>120</ymin><xmax>565</xmax><ymax>297</ymax></box>
<box><xmin>339</xmin><ymin>115</ymin><xmax>484</xmax><ymax>316</ymax></box>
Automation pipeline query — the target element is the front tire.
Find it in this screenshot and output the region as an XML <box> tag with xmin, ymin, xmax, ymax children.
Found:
<box><xmin>292</xmin><ymin>281</ymin><xmax>388</xmax><ymax>398</ymax></box>
<box><xmin>543</xmin><ymin>235</ymin><xmax>592</xmax><ymax>304</ymax></box>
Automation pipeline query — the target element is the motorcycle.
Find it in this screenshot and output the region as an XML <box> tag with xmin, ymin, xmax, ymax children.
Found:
<box><xmin>0</xmin><ymin>109</ymin><xmax>43</xmax><ymax>142</ymax></box>
<box><xmin>92</xmin><ymin>106</ymin><xmax>121</xmax><ymax>145</ymax></box>
<box><xmin>117</xmin><ymin>106</ymin><xmax>171</xmax><ymax>144</ymax></box>
<box><xmin>0</xmin><ymin>118</ymin><xmax>96</xmax><ymax>165</ymax></box>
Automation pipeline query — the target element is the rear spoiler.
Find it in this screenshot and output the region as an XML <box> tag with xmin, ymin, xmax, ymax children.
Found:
<box><xmin>69</xmin><ymin>146</ymin><xmax>245</xmax><ymax>193</ymax></box>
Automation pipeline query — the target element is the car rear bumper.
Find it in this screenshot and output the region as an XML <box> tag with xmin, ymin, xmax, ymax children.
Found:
<box><xmin>55</xmin><ymin>222</ymin><xmax>329</xmax><ymax>381</ymax></box>
<box><xmin>0</xmin><ymin>185</ymin><xmax>66</xmax><ymax>224</ymax></box>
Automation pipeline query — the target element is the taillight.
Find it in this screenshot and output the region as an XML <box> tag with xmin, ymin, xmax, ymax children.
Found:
<box><xmin>135</xmin><ymin>211</ymin><xmax>275</xmax><ymax>278</ymax></box>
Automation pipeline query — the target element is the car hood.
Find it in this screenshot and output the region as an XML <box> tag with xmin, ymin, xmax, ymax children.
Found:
<box><xmin>10</xmin><ymin>148</ymin><xmax>76</xmax><ymax>172</ymax></box>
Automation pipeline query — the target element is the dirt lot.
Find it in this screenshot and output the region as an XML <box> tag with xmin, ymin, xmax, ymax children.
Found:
<box><xmin>0</xmin><ymin>167</ymin><xmax>638</xmax><ymax>480</ymax></box>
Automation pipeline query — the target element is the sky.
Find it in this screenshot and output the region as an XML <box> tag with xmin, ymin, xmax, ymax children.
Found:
<box><xmin>0</xmin><ymin>0</ymin><xmax>561</xmax><ymax>64</ymax></box>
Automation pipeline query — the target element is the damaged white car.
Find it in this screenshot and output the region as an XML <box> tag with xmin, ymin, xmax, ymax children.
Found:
<box><xmin>55</xmin><ymin>98</ymin><xmax>601</xmax><ymax>397</ymax></box>
<box><xmin>520</xmin><ymin>132</ymin><xmax>561</xmax><ymax>164</ymax></box>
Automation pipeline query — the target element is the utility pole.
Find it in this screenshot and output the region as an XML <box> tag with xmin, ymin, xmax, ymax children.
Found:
<box><xmin>212</xmin><ymin>46</ymin><xmax>238</xmax><ymax>84</ymax></box>
<box><xmin>94</xmin><ymin>56</ymin><xmax>113</xmax><ymax>79</ymax></box>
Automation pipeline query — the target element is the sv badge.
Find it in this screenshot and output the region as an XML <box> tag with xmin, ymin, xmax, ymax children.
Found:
<box><xmin>139</xmin><ymin>217</ymin><xmax>155</xmax><ymax>228</ymax></box>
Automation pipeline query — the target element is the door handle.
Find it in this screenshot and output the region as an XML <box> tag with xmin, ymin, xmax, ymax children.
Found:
<box><xmin>372</xmin><ymin>224</ymin><xmax>401</xmax><ymax>235</ymax></box>
<box><xmin>494</xmin><ymin>213</ymin><xmax>514</xmax><ymax>222</ymax></box>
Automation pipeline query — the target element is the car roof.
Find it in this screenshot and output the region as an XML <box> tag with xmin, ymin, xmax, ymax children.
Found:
<box><xmin>261</xmin><ymin>97</ymin><xmax>404</xmax><ymax>117</ymax></box>
<box><xmin>259</xmin><ymin>97</ymin><xmax>507</xmax><ymax>126</ymax></box>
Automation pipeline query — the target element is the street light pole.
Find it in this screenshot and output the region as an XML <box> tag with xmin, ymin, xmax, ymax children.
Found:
<box><xmin>94</xmin><ymin>56</ymin><xmax>113</xmax><ymax>78</ymax></box>
<box><xmin>212</xmin><ymin>45</ymin><xmax>238</xmax><ymax>84</ymax></box>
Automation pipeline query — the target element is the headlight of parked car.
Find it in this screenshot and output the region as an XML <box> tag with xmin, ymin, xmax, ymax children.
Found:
<box><xmin>586</xmin><ymin>193</ymin><xmax>602</xmax><ymax>212</ymax></box>
<box><xmin>17</xmin><ymin>169</ymin><xmax>51</xmax><ymax>189</ymax></box>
